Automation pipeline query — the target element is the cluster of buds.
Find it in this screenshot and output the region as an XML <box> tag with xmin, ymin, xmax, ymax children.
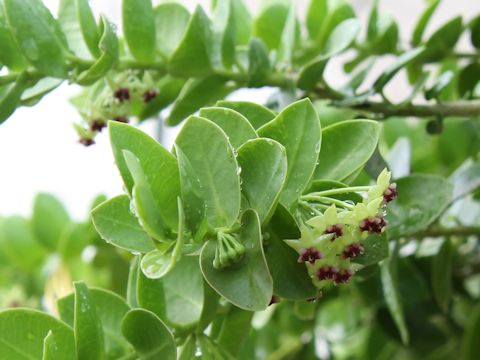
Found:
<box><xmin>286</xmin><ymin>169</ymin><xmax>397</xmax><ymax>290</ymax></box>
<box><xmin>213</xmin><ymin>232</ymin><xmax>246</xmax><ymax>269</ymax></box>
<box><xmin>74</xmin><ymin>70</ymin><xmax>159</xmax><ymax>146</ymax></box>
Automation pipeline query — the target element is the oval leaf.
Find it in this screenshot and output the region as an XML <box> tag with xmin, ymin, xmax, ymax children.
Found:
<box><xmin>154</xmin><ymin>3</ymin><xmax>190</xmax><ymax>57</ymax></box>
<box><xmin>215</xmin><ymin>100</ymin><xmax>275</xmax><ymax>129</ymax></box>
<box><xmin>200</xmin><ymin>209</ymin><xmax>273</xmax><ymax>311</ymax></box>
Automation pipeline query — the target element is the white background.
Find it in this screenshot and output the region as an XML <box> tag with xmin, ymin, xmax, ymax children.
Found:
<box><xmin>0</xmin><ymin>0</ymin><xmax>478</xmax><ymax>219</ymax></box>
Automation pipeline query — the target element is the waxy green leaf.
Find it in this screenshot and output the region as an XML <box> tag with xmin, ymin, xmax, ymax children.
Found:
<box><xmin>0</xmin><ymin>309</ymin><xmax>75</xmax><ymax>360</ymax></box>
<box><xmin>0</xmin><ymin>0</ymin><xmax>27</xmax><ymax>70</ymax></box>
<box><xmin>462</xmin><ymin>302</ymin><xmax>480</xmax><ymax>360</ymax></box>
<box><xmin>258</xmin><ymin>98</ymin><xmax>321</xmax><ymax>209</ymax></box>
<box><xmin>199</xmin><ymin>107</ymin><xmax>257</xmax><ymax>148</ymax></box>
<box><xmin>77</xmin><ymin>16</ymin><xmax>119</xmax><ymax>86</ymax></box>
<box><xmin>168</xmin><ymin>6</ymin><xmax>213</xmax><ymax>77</ymax></box>
<box><xmin>74</xmin><ymin>282</ymin><xmax>105</xmax><ymax>360</ymax></box>
<box><xmin>4</xmin><ymin>0</ymin><xmax>68</xmax><ymax>77</ymax></box>
<box><xmin>212</xmin><ymin>0</ymin><xmax>236</xmax><ymax>68</ymax></box>
<box><xmin>167</xmin><ymin>75</ymin><xmax>231</xmax><ymax>126</ymax></box>
<box><xmin>431</xmin><ymin>238</ymin><xmax>453</xmax><ymax>312</ymax></box>
<box><xmin>175</xmin><ymin>116</ymin><xmax>241</xmax><ymax>231</ymax></box>
<box><xmin>423</xmin><ymin>16</ymin><xmax>463</xmax><ymax>62</ymax></box>
<box><xmin>32</xmin><ymin>193</ymin><xmax>69</xmax><ymax>250</ymax></box>
<box><xmin>354</xmin><ymin>233</ymin><xmax>389</xmax><ymax>267</ymax></box>
<box><xmin>122</xmin><ymin>309</ymin><xmax>176</xmax><ymax>360</ymax></box>
<box><xmin>217</xmin><ymin>307</ymin><xmax>254</xmax><ymax>357</ymax></box>
<box><xmin>253</xmin><ymin>3</ymin><xmax>289</xmax><ymax>51</ymax></box>
<box><xmin>200</xmin><ymin>209</ymin><xmax>273</xmax><ymax>311</ymax></box>
<box><xmin>248</xmin><ymin>38</ymin><xmax>271</xmax><ymax>86</ymax></box>
<box><xmin>237</xmin><ymin>138</ymin><xmax>287</xmax><ymax>224</ymax></box>
<box><xmin>315</xmin><ymin>120</ymin><xmax>379</xmax><ymax>181</ymax></box>
<box><xmin>109</xmin><ymin>122</ymin><xmax>180</xmax><ymax>232</ymax></box>
<box><xmin>154</xmin><ymin>3</ymin><xmax>190</xmax><ymax>57</ymax></box>
<box><xmin>91</xmin><ymin>195</ymin><xmax>155</xmax><ymax>253</ymax></box>
<box><xmin>386</xmin><ymin>175</ymin><xmax>452</xmax><ymax>239</ymax></box>
<box><xmin>58</xmin><ymin>287</ymin><xmax>132</xmax><ymax>359</ymax></box>
<box><xmin>412</xmin><ymin>0</ymin><xmax>441</xmax><ymax>46</ymax></box>
<box><xmin>122</xmin><ymin>0</ymin><xmax>156</xmax><ymax>63</ymax></box>
<box><xmin>76</xmin><ymin>0</ymin><xmax>100</xmax><ymax>57</ymax></box>
<box><xmin>215</xmin><ymin>100</ymin><xmax>275</xmax><ymax>129</ymax></box>
<box><xmin>306</xmin><ymin>0</ymin><xmax>327</xmax><ymax>40</ymax></box>
<box><xmin>0</xmin><ymin>72</ymin><xmax>30</xmax><ymax>124</ymax></box>
<box><xmin>57</xmin><ymin>0</ymin><xmax>92</xmax><ymax>59</ymax></box>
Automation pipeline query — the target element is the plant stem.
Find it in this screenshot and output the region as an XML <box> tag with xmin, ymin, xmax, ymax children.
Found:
<box><xmin>301</xmin><ymin>195</ymin><xmax>355</xmax><ymax>210</ymax></box>
<box><xmin>415</xmin><ymin>226</ymin><xmax>480</xmax><ymax>238</ymax></box>
<box><xmin>307</xmin><ymin>186</ymin><xmax>371</xmax><ymax>197</ymax></box>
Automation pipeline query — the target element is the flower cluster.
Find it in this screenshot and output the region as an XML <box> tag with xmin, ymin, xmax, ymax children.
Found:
<box><xmin>74</xmin><ymin>70</ymin><xmax>158</xmax><ymax>146</ymax></box>
<box><xmin>285</xmin><ymin>169</ymin><xmax>397</xmax><ymax>290</ymax></box>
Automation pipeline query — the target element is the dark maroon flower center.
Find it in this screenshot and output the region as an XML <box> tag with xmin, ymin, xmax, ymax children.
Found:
<box><xmin>342</xmin><ymin>243</ymin><xmax>364</xmax><ymax>259</ymax></box>
<box><xmin>359</xmin><ymin>216</ymin><xmax>388</xmax><ymax>234</ymax></box>
<box><xmin>90</xmin><ymin>119</ymin><xmax>106</xmax><ymax>132</ymax></box>
<box><xmin>316</xmin><ymin>266</ymin><xmax>338</xmax><ymax>281</ymax></box>
<box><xmin>298</xmin><ymin>247</ymin><xmax>322</xmax><ymax>264</ymax></box>
<box><xmin>113</xmin><ymin>88</ymin><xmax>130</xmax><ymax>102</ymax></box>
<box><xmin>79</xmin><ymin>138</ymin><xmax>95</xmax><ymax>146</ymax></box>
<box><xmin>113</xmin><ymin>116</ymin><xmax>129</xmax><ymax>123</ymax></box>
<box><xmin>324</xmin><ymin>223</ymin><xmax>344</xmax><ymax>240</ymax></box>
<box><xmin>143</xmin><ymin>90</ymin><xmax>158</xmax><ymax>103</ymax></box>
<box><xmin>269</xmin><ymin>295</ymin><xmax>280</xmax><ymax>305</ymax></box>
<box><xmin>333</xmin><ymin>269</ymin><xmax>354</xmax><ymax>284</ymax></box>
<box><xmin>383</xmin><ymin>183</ymin><xmax>398</xmax><ymax>203</ymax></box>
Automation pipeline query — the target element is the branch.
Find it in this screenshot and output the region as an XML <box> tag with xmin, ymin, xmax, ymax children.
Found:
<box><xmin>414</xmin><ymin>226</ymin><xmax>480</xmax><ymax>238</ymax></box>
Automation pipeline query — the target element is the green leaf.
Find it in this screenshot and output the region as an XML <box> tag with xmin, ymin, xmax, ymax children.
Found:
<box><xmin>167</xmin><ymin>75</ymin><xmax>231</xmax><ymax>126</ymax></box>
<box><xmin>354</xmin><ymin>233</ymin><xmax>389</xmax><ymax>267</ymax></box>
<box><xmin>264</xmin><ymin>205</ymin><xmax>316</xmax><ymax>300</ymax></box>
<box><xmin>470</xmin><ymin>15</ymin><xmax>480</xmax><ymax>49</ymax></box>
<box><xmin>231</xmin><ymin>0</ymin><xmax>252</xmax><ymax>45</ymax></box>
<box><xmin>42</xmin><ymin>331</ymin><xmax>64</xmax><ymax>360</ymax></box>
<box><xmin>253</xmin><ymin>4</ymin><xmax>288</xmax><ymax>50</ymax></box>
<box><xmin>178</xmin><ymin>336</ymin><xmax>196</xmax><ymax>360</ymax></box>
<box><xmin>91</xmin><ymin>195</ymin><xmax>155</xmax><ymax>253</ymax></box>
<box><xmin>373</xmin><ymin>47</ymin><xmax>425</xmax><ymax>91</ymax></box>
<box><xmin>154</xmin><ymin>3</ymin><xmax>190</xmax><ymax>57</ymax></box>
<box><xmin>0</xmin><ymin>309</ymin><xmax>75</xmax><ymax>360</ymax></box>
<box><xmin>386</xmin><ymin>175</ymin><xmax>452</xmax><ymax>239</ymax></box>
<box><xmin>168</xmin><ymin>6</ymin><xmax>213</xmax><ymax>77</ymax></box>
<box><xmin>58</xmin><ymin>287</ymin><xmax>132</xmax><ymax>359</ymax></box>
<box><xmin>200</xmin><ymin>209</ymin><xmax>273</xmax><ymax>311</ymax></box>
<box><xmin>199</xmin><ymin>107</ymin><xmax>257</xmax><ymax>148</ymax></box>
<box><xmin>462</xmin><ymin>302</ymin><xmax>480</xmax><ymax>360</ymax></box>
<box><xmin>258</xmin><ymin>98</ymin><xmax>321</xmax><ymax>209</ymax></box>
<box><xmin>431</xmin><ymin>238</ymin><xmax>453</xmax><ymax>312</ymax></box>
<box><xmin>306</xmin><ymin>0</ymin><xmax>328</xmax><ymax>39</ymax></box>
<box><xmin>425</xmin><ymin>70</ymin><xmax>454</xmax><ymax>100</ymax></box>
<box><xmin>77</xmin><ymin>16</ymin><xmax>119</xmax><ymax>86</ymax></box>
<box><xmin>162</xmin><ymin>256</ymin><xmax>204</xmax><ymax>328</ymax></box>
<box><xmin>123</xmin><ymin>150</ymin><xmax>172</xmax><ymax>241</ymax></box>
<box><xmin>139</xmin><ymin>76</ymin><xmax>185</xmax><ymax>121</ymax></box>
<box><xmin>314</xmin><ymin>120</ymin><xmax>379</xmax><ymax>181</ymax></box>
<box><xmin>298</xmin><ymin>18</ymin><xmax>360</xmax><ymax>90</ymax></box>
<box><xmin>0</xmin><ymin>0</ymin><xmax>27</xmax><ymax>70</ymax></box>
<box><xmin>122</xmin><ymin>0</ymin><xmax>155</xmax><ymax>63</ymax></box>
<box><xmin>197</xmin><ymin>281</ymin><xmax>220</xmax><ymax>333</ymax></box>
<box><xmin>57</xmin><ymin>222</ymin><xmax>91</xmax><ymax>260</ymax></box>
<box><xmin>32</xmin><ymin>193</ymin><xmax>69</xmax><ymax>250</ymax></box>
<box><xmin>237</xmin><ymin>138</ymin><xmax>287</xmax><ymax>224</ymax></box>
<box><xmin>316</xmin><ymin>0</ymin><xmax>355</xmax><ymax>50</ymax></box>
<box><xmin>175</xmin><ymin>116</ymin><xmax>241</xmax><ymax>231</ymax></box>
<box><xmin>57</xmin><ymin>0</ymin><xmax>91</xmax><ymax>59</ymax></box>
<box><xmin>127</xmin><ymin>257</ymin><xmax>140</xmax><ymax>308</ymax></box>
<box><xmin>74</xmin><ymin>282</ymin><xmax>105</xmax><ymax>360</ymax></box>
<box><xmin>122</xmin><ymin>309</ymin><xmax>176</xmax><ymax>360</ymax></box>
<box><xmin>212</xmin><ymin>0</ymin><xmax>236</xmax><ymax>68</ymax></box>
<box><xmin>4</xmin><ymin>0</ymin><xmax>68</xmax><ymax>77</ymax></box>
<box><xmin>140</xmin><ymin>198</ymin><xmax>185</xmax><ymax>279</ymax></box>
<box><xmin>423</xmin><ymin>16</ymin><xmax>463</xmax><ymax>62</ymax></box>
<box><xmin>278</xmin><ymin>2</ymin><xmax>296</xmax><ymax>63</ymax></box>
<box><xmin>20</xmin><ymin>77</ymin><xmax>63</xmax><ymax>106</ymax></box>
<box><xmin>380</xmin><ymin>251</ymin><xmax>409</xmax><ymax>345</ymax></box>
<box><xmin>458</xmin><ymin>63</ymin><xmax>480</xmax><ymax>98</ymax></box>
<box><xmin>217</xmin><ymin>307</ymin><xmax>254</xmax><ymax>357</ymax></box>
<box><xmin>450</xmin><ymin>162</ymin><xmax>480</xmax><ymax>200</ymax></box>
<box><xmin>248</xmin><ymin>38</ymin><xmax>271</xmax><ymax>86</ymax></box>
<box><xmin>76</xmin><ymin>0</ymin><xmax>100</xmax><ymax>57</ymax></box>
<box><xmin>0</xmin><ymin>72</ymin><xmax>30</xmax><ymax>124</ymax></box>
<box><xmin>412</xmin><ymin>0</ymin><xmax>441</xmax><ymax>46</ymax></box>
<box><xmin>215</xmin><ymin>100</ymin><xmax>275</xmax><ymax>129</ymax></box>
<box><xmin>109</xmin><ymin>121</ymin><xmax>180</xmax><ymax>231</ymax></box>
<box><xmin>0</xmin><ymin>216</ymin><xmax>46</xmax><ymax>270</ymax></box>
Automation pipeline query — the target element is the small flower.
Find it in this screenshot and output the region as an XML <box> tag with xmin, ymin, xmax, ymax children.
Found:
<box><xmin>383</xmin><ymin>183</ymin><xmax>397</xmax><ymax>203</ymax></box>
<box><xmin>79</xmin><ymin>138</ymin><xmax>95</xmax><ymax>146</ymax></box>
<box><xmin>113</xmin><ymin>88</ymin><xmax>130</xmax><ymax>102</ymax></box>
<box><xmin>298</xmin><ymin>247</ymin><xmax>323</xmax><ymax>264</ymax></box>
<box><xmin>143</xmin><ymin>90</ymin><xmax>158</xmax><ymax>103</ymax></box>
<box><xmin>316</xmin><ymin>266</ymin><xmax>338</xmax><ymax>281</ymax></box>
<box><xmin>366</xmin><ymin>168</ymin><xmax>392</xmax><ymax>202</ymax></box>
<box><xmin>333</xmin><ymin>269</ymin><xmax>354</xmax><ymax>284</ymax></box>
<box><xmin>359</xmin><ymin>216</ymin><xmax>388</xmax><ymax>234</ymax></box>
<box><xmin>90</xmin><ymin>119</ymin><xmax>106</xmax><ymax>132</ymax></box>
<box><xmin>342</xmin><ymin>243</ymin><xmax>364</xmax><ymax>259</ymax></box>
<box><xmin>324</xmin><ymin>223</ymin><xmax>344</xmax><ymax>240</ymax></box>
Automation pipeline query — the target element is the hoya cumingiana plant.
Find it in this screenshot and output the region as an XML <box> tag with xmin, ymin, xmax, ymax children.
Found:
<box><xmin>0</xmin><ymin>0</ymin><xmax>480</xmax><ymax>359</ymax></box>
